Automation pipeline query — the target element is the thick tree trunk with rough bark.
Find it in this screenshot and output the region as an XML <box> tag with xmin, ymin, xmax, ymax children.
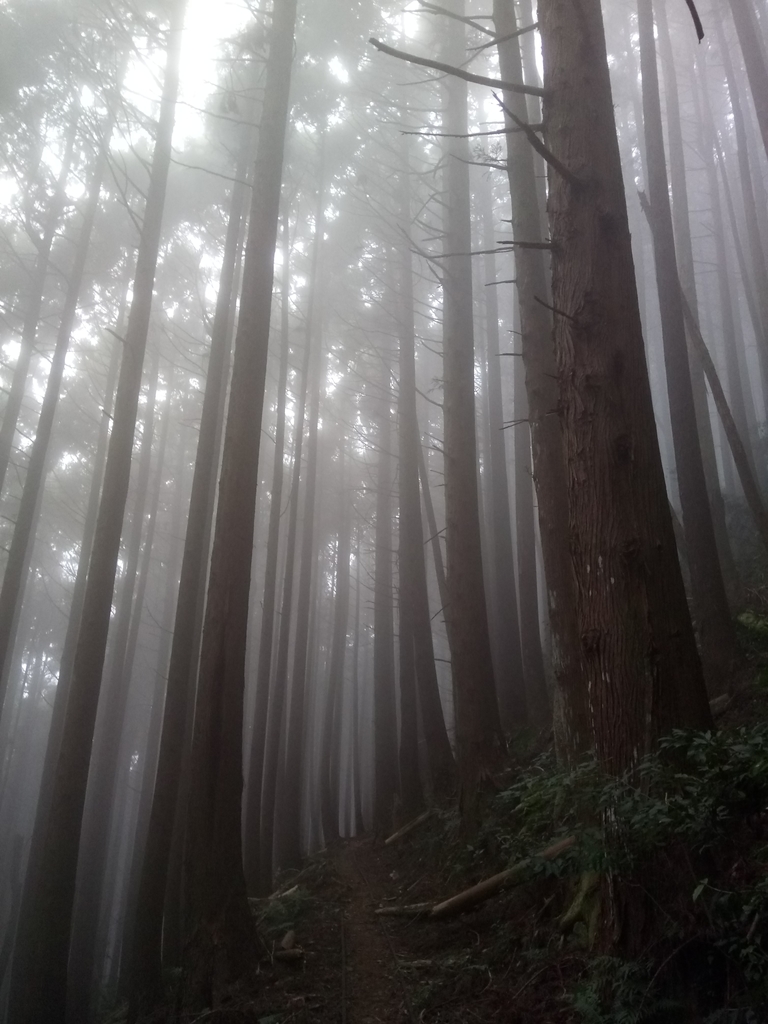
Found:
<box><xmin>537</xmin><ymin>0</ymin><xmax>713</xmax><ymax>947</ymax></box>
<box><xmin>493</xmin><ymin>0</ymin><xmax>588</xmax><ymax>761</ymax></box>
<box><xmin>7</xmin><ymin>6</ymin><xmax>185</xmax><ymax>1019</ymax></box>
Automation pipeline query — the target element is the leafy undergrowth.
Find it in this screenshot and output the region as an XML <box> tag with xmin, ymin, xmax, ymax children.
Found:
<box><xmin>116</xmin><ymin>609</ymin><xmax>768</xmax><ymax>1024</ymax></box>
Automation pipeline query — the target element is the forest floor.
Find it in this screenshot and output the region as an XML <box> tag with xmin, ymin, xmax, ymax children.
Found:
<box><xmin>246</xmin><ymin>826</ymin><xmax>583</xmax><ymax>1024</ymax></box>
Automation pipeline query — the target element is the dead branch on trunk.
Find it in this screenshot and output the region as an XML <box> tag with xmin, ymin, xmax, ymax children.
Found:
<box><xmin>493</xmin><ymin>93</ymin><xmax>582</xmax><ymax>188</ymax></box>
<box><xmin>368</xmin><ymin>38</ymin><xmax>546</xmax><ymax>98</ymax></box>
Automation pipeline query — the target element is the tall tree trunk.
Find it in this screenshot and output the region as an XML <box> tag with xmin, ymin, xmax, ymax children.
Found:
<box><xmin>7</xmin><ymin>4</ymin><xmax>185</xmax><ymax>1017</ymax></box>
<box><xmin>537</xmin><ymin>0</ymin><xmax>713</xmax><ymax>952</ymax></box>
<box><xmin>637</xmin><ymin>0</ymin><xmax>737</xmax><ymax>694</ymax></box>
<box><xmin>0</xmin><ymin>109</ymin><xmax>79</xmax><ymax>498</ymax></box>
<box><xmin>440</xmin><ymin>0</ymin><xmax>502</xmax><ymax>824</ymax></box>
<box><xmin>693</xmin><ymin>50</ymin><xmax>762</xmax><ymax>488</ymax></box>
<box><xmin>655</xmin><ymin>0</ymin><xmax>738</xmax><ymax>594</ymax></box>
<box><xmin>67</xmin><ymin>349</ymin><xmax>161</xmax><ymax>1021</ymax></box>
<box><xmin>117</xmin><ymin>419</ymin><xmax>187</xmax><ymax>995</ymax></box>
<box><xmin>493</xmin><ymin>0</ymin><xmax>589</xmax><ymax>761</ymax></box>
<box><xmin>279</xmin><ymin>143</ymin><xmax>326</xmax><ymax>871</ymax></box>
<box><xmin>477</xmin><ymin>186</ymin><xmax>528</xmax><ymax>731</ymax></box>
<box><xmin>397</xmin><ymin>149</ymin><xmax>454</xmax><ymax>793</ymax></box>
<box><xmin>320</xmin><ymin>450</ymin><xmax>352</xmax><ymax>840</ymax></box>
<box><xmin>243</xmin><ymin>218</ymin><xmax>291</xmax><ymax>893</ymax></box>
<box><xmin>372</xmin><ymin>341</ymin><xmax>399</xmax><ymax>833</ymax></box>
<box><xmin>6</xmin><ymin>317</ymin><xmax>120</xmax><ymax>1024</ymax></box>
<box><xmin>126</xmin><ymin>72</ymin><xmax>253</xmax><ymax>1015</ymax></box>
<box><xmin>727</xmin><ymin>0</ymin><xmax>768</xmax><ymax>161</ymax></box>
<box><xmin>350</xmin><ymin>525</ymin><xmax>365</xmax><ymax>835</ymax></box>
<box><xmin>179</xmin><ymin>0</ymin><xmax>298</xmax><ymax>1006</ymax></box>
<box><xmin>714</xmin><ymin>15</ymin><xmax>768</xmax><ymax>401</ymax></box>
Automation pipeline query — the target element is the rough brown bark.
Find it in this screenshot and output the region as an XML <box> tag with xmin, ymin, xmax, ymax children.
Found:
<box><xmin>493</xmin><ymin>0</ymin><xmax>588</xmax><ymax>761</ymax></box>
<box><xmin>537</xmin><ymin>0</ymin><xmax>712</xmax><ymax>944</ymax></box>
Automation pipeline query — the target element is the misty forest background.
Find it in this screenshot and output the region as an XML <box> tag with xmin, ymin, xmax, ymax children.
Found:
<box><xmin>1</xmin><ymin>0</ymin><xmax>768</xmax><ymax>1020</ymax></box>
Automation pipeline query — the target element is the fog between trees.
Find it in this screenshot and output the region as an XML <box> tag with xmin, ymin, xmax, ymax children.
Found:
<box><xmin>0</xmin><ymin>0</ymin><xmax>766</xmax><ymax>1019</ymax></box>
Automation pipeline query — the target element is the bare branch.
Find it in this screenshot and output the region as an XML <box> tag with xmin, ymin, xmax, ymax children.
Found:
<box><xmin>369</xmin><ymin>38</ymin><xmax>546</xmax><ymax>98</ymax></box>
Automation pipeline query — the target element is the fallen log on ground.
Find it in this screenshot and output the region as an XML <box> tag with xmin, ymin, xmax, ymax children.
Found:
<box><xmin>429</xmin><ymin>835</ymin><xmax>577</xmax><ymax>920</ymax></box>
<box><xmin>384</xmin><ymin>809</ymin><xmax>434</xmax><ymax>846</ymax></box>
<box><xmin>375</xmin><ymin>902</ymin><xmax>433</xmax><ymax>918</ymax></box>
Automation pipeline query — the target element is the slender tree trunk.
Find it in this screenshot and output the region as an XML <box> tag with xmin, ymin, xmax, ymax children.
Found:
<box><xmin>493</xmin><ymin>0</ymin><xmax>589</xmax><ymax>761</ymax></box>
<box><xmin>350</xmin><ymin>525</ymin><xmax>365</xmax><ymax>835</ymax></box>
<box><xmin>117</xmin><ymin>420</ymin><xmax>187</xmax><ymax>995</ymax></box>
<box><xmin>727</xmin><ymin>0</ymin><xmax>768</xmax><ymax>161</ymax></box>
<box><xmin>537</xmin><ymin>0</ymin><xmax>713</xmax><ymax>952</ymax></box>
<box><xmin>179</xmin><ymin>0</ymin><xmax>298</xmax><ymax>1005</ymax></box>
<box><xmin>279</xmin><ymin>143</ymin><xmax>326</xmax><ymax>871</ymax></box>
<box><xmin>440</xmin><ymin>0</ymin><xmax>502</xmax><ymax>824</ymax></box>
<box><xmin>6</xmin><ymin>318</ymin><xmax>120</xmax><ymax>1024</ymax></box>
<box><xmin>243</xmin><ymin>218</ymin><xmax>291</xmax><ymax>893</ymax></box>
<box><xmin>320</xmin><ymin>450</ymin><xmax>352</xmax><ymax>840</ymax></box>
<box><xmin>637</xmin><ymin>0</ymin><xmax>737</xmax><ymax>694</ymax></box>
<box><xmin>67</xmin><ymin>350</ymin><xmax>160</xmax><ymax>1020</ymax></box>
<box><xmin>396</xmin><ymin>149</ymin><xmax>454</xmax><ymax>793</ymax></box>
<box><xmin>655</xmin><ymin>0</ymin><xmax>738</xmax><ymax>594</ymax></box>
<box><xmin>715</xmin><ymin>14</ymin><xmax>768</xmax><ymax>401</ymax></box>
<box><xmin>7</xmin><ymin>4</ymin><xmax>185</xmax><ymax>1017</ymax></box>
<box><xmin>373</xmin><ymin>346</ymin><xmax>399</xmax><ymax>832</ymax></box>
<box><xmin>260</xmin><ymin>291</ymin><xmax>313</xmax><ymax>891</ymax></box>
<box><xmin>0</xmin><ymin>109</ymin><xmax>79</xmax><ymax>498</ymax></box>
<box><xmin>126</xmin><ymin>70</ymin><xmax>253</xmax><ymax>1015</ymax></box>
<box><xmin>417</xmin><ymin>442</ymin><xmax>448</xmax><ymax>618</ymax></box>
<box><xmin>693</xmin><ymin>51</ymin><xmax>762</xmax><ymax>487</ymax></box>
<box><xmin>477</xmin><ymin>188</ymin><xmax>528</xmax><ymax>731</ymax></box>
